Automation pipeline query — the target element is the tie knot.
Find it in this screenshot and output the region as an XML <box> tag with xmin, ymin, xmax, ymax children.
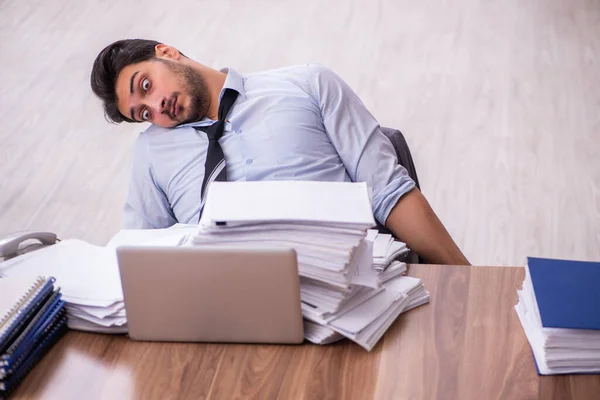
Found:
<box><xmin>208</xmin><ymin>120</ymin><xmax>225</xmax><ymax>141</ymax></box>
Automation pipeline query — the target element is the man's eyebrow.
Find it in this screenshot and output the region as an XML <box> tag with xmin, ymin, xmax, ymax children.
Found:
<box><xmin>130</xmin><ymin>71</ymin><xmax>139</xmax><ymax>94</ymax></box>
<box><xmin>130</xmin><ymin>106</ymin><xmax>137</xmax><ymax>121</ymax></box>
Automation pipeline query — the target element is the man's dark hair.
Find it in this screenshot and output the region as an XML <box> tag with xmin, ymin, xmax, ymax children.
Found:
<box><xmin>90</xmin><ymin>39</ymin><xmax>161</xmax><ymax>123</ymax></box>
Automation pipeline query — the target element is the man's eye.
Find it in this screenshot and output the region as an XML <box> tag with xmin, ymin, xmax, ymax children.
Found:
<box><xmin>141</xmin><ymin>109</ymin><xmax>150</xmax><ymax>121</ymax></box>
<box><xmin>141</xmin><ymin>78</ymin><xmax>150</xmax><ymax>91</ymax></box>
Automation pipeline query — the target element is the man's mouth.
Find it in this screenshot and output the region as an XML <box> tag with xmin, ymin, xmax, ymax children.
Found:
<box><xmin>170</xmin><ymin>96</ymin><xmax>178</xmax><ymax>119</ymax></box>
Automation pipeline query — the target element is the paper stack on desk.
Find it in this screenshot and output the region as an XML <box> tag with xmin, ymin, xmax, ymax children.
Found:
<box><xmin>367</xmin><ymin>229</ymin><xmax>411</xmax><ymax>284</ymax></box>
<box><xmin>184</xmin><ymin>180</ymin><xmax>430</xmax><ymax>351</ymax></box>
<box><xmin>515</xmin><ymin>257</ymin><xmax>600</xmax><ymax>375</ymax></box>
<box><xmin>300</xmin><ymin>230</ymin><xmax>428</xmax><ymax>350</ymax></box>
<box><xmin>302</xmin><ymin>273</ymin><xmax>429</xmax><ymax>350</ymax></box>
<box><xmin>0</xmin><ymin>240</ymin><xmax>127</xmax><ymax>334</ymax></box>
<box><xmin>369</xmin><ymin>230</ymin><xmax>410</xmax><ymax>271</ymax></box>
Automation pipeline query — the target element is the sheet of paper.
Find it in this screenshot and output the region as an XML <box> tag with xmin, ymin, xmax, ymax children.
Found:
<box><xmin>200</xmin><ymin>181</ymin><xmax>376</xmax><ymax>228</ymax></box>
<box><xmin>66</xmin><ymin>301</ymin><xmax>125</xmax><ymax>319</ymax></box>
<box><xmin>385</xmin><ymin>275</ymin><xmax>423</xmax><ymax>295</ymax></box>
<box><xmin>349</xmin><ymin>239</ymin><xmax>379</xmax><ymax>288</ymax></box>
<box><xmin>67</xmin><ymin>316</ymin><xmax>128</xmax><ymax>334</ymax></box>
<box><xmin>372</xmin><ymin>233</ymin><xmax>393</xmax><ymax>259</ymax></box>
<box><xmin>107</xmin><ymin>224</ymin><xmax>198</xmax><ymax>248</ymax></box>
<box><xmin>357</xmin><ymin>294</ymin><xmax>409</xmax><ymax>351</ymax></box>
<box><xmin>66</xmin><ymin>308</ymin><xmax>127</xmax><ymax>327</ymax></box>
<box><xmin>323</xmin><ymin>287</ymin><xmax>385</xmax><ymax>322</ymax></box>
<box><xmin>189</xmin><ymin>230</ymin><xmax>362</xmax><ymax>253</ymax></box>
<box><xmin>0</xmin><ymin>239</ymin><xmax>123</xmax><ymax>302</ymax></box>
<box><xmin>199</xmin><ymin>222</ymin><xmax>366</xmax><ymax>238</ymax></box>
<box><xmin>328</xmin><ymin>286</ymin><xmax>405</xmax><ymax>334</ymax></box>
<box><xmin>140</xmin><ymin>234</ymin><xmax>189</xmax><ymax>247</ymax></box>
<box><xmin>366</xmin><ymin>229</ymin><xmax>378</xmax><ymax>242</ymax></box>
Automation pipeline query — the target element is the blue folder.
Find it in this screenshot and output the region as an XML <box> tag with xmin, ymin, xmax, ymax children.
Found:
<box><xmin>528</xmin><ymin>257</ymin><xmax>600</xmax><ymax>330</ymax></box>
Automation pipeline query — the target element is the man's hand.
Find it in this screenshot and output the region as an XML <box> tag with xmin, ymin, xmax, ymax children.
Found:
<box><xmin>385</xmin><ymin>188</ymin><xmax>471</xmax><ymax>265</ymax></box>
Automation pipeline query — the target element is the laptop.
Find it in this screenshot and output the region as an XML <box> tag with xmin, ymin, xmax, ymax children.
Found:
<box><xmin>116</xmin><ymin>245</ymin><xmax>304</xmax><ymax>344</ymax></box>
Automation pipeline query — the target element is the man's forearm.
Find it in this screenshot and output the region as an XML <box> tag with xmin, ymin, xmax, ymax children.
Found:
<box><xmin>385</xmin><ymin>188</ymin><xmax>471</xmax><ymax>265</ymax></box>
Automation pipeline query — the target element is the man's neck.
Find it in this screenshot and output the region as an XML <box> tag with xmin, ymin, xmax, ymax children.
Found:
<box><xmin>194</xmin><ymin>64</ymin><xmax>227</xmax><ymax>121</ymax></box>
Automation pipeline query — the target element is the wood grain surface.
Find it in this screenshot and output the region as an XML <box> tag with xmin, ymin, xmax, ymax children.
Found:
<box><xmin>9</xmin><ymin>265</ymin><xmax>600</xmax><ymax>400</ymax></box>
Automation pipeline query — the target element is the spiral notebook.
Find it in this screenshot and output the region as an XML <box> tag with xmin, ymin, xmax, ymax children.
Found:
<box><xmin>0</xmin><ymin>276</ymin><xmax>67</xmax><ymax>396</ymax></box>
<box><xmin>1</xmin><ymin>293</ymin><xmax>65</xmax><ymax>376</ymax></box>
<box><xmin>0</xmin><ymin>277</ymin><xmax>56</xmax><ymax>350</ymax></box>
<box><xmin>0</xmin><ymin>315</ymin><xmax>68</xmax><ymax>394</ymax></box>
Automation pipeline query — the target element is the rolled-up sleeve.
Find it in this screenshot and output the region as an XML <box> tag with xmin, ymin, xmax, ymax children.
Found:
<box><xmin>123</xmin><ymin>134</ymin><xmax>176</xmax><ymax>229</ymax></box>
<box><xmin>307</xmin><ymin>64</ymin><xmax>416</xmax><ymax>225</ymax></box>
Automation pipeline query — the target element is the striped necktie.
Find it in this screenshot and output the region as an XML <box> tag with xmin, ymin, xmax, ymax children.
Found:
<box><xmin>194</xmin><ymin>88</ymin><xmax>239</xmax><ymax>220</ymax></box>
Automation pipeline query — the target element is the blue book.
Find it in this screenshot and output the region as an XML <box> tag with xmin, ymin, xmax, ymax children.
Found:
<box><xmin>528</xmin><ymin>257</ymin><xmax>600</xmax><ymax>330</ymax></box>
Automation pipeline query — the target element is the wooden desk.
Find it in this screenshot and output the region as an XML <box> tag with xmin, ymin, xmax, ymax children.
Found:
<box><xmin>11</xmin><ymin>265</ymin><xmax>600</xmax><ymax>400</ymax></box>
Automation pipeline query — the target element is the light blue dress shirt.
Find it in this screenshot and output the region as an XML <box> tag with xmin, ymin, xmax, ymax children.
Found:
<box><xmin>124</xmin><ymin>64</ymin><xmax>415</xmax><ymax>229</ymax></box>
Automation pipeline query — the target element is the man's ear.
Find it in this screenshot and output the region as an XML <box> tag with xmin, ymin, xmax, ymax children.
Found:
<box><xmin>155</xmin><ymin>44</ymin><xmax>181</xmax><ymax>61</ymax></box>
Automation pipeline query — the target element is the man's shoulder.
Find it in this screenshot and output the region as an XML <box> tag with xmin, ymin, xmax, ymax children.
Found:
<box><xmin>140</xmin><ymin>123</ymin><xmax>176</xmax><ymax>136</ymax></box>
<box><xmin>138</xmin><ymin>123</ymin><xmax>198</xmax><ymax>139</ymax></box>
<box><xmin>244</xmin><ymin>64</ymin><xmax>336</xmax><ymax>98</ymax></box>
<box><xmin>247</xmin><ymin>63</ymin><xmax>332</xmax><ymax>80</ymax></box>
<box><xmin>130</xmin><ymin>124</ymin><xmax>196</xmax><ymax>159</ymax></box>
<box><xmin>130</xmin><ymin>124</ymin><xmax>167</xmax><ymax>155</ymax></box>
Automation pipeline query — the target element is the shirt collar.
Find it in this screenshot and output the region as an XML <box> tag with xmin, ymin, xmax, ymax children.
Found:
<box><xmin>219</xmin><ymin>67</ymin><xmax>246</xmax><ymax>101</ymax></box>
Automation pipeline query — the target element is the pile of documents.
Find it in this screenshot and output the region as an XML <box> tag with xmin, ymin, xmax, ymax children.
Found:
<box><xmin>184</xmin><ymin>180</ymin><xmax>430</xmax><ymax>351</ymax></box>
<box><xmin>368</xmin><ymin>230</ymin><xmax>410</xmax><ymax>284</ymax></box>
<box><xmin>0</xmin><ymin>240</ymin><xmax>127</xmax><ymax>334</ymax></box>
<box><xmin>302</xmin><ymin>229</ymin><xmax>429</xmax><ymax>349</ymax></box>
<box><xmin>303</xmin><ymin>275</ymin><xmax>429</xmax><ymax>349</ymax></box>
<box><xmin>515</xmin><ymin>257</ymin><xmax>600</xmax><ymax>375</ymax></box>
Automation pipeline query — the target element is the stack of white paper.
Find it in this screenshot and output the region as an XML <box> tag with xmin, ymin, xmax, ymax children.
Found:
<box><xmin>303</xmin><ymin>274</ymin><xmax>430</xmax><ymax>350</ymax></box>
<box><xmin>515</xmin><ymin>262</ymin><xmax>600</xmax><ymax>374</ymax></box>
<box><xmin>185</xmin><ymin>181</ymin><xmax>429</xmax><ymax>351</ymax></box>
<box><xmin>368</xmin><ymin>229</ymin><xmax>410</xmax><ymax>271</ymax></box>
<box><xmin>303</xmin><ymin>320</ymin><xmax>344</xmax><ymax>345</ymax></box>
<box><xmin>0</xmin><ymin>239</ymin><xmax>127</xmax><ymax>333</ymax></box>
<box><xmin>301</xmin><ymin>227</ymin><xmax>428</xmax><ymax>350</ymax></box>
<box><xmin>379</xmin><ymin>261</ymin><xmax>407</xmax><ymax>283</ymax></box>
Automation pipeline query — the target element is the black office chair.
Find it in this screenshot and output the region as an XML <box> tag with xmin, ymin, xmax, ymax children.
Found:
<box><xmin>376</xmin><ymin>127</ymin><xmax>421</xmax><ymax>264</ymax></box>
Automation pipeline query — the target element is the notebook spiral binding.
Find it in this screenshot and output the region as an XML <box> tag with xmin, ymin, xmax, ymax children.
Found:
<box><xmin>0</xmin><ymin>277</ymin><xmax>47</xmax><ymax>335</ymax></box>
<box><xmin>0</xmin><ymin>315</ymin><xmax>68</xmax><ymax>396</ymax></box>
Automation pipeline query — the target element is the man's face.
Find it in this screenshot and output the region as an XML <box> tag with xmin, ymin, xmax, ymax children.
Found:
<box><xmin>115</xmin><ymin>57</ymin><xmax>209</xmax><ymax>128</ymax></box>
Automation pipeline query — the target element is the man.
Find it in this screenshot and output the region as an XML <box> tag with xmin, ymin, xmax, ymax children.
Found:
<box><xmin>90</xmin><ymin>39</ymin><xmax>470</xmax><ymax>265</ymax></box>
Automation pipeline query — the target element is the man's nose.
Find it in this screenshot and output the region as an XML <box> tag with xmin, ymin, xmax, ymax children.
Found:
<box><xmin>151</xmin><ymin>94</ymin><xmax>167</xmax><ymax>114</ymax></box>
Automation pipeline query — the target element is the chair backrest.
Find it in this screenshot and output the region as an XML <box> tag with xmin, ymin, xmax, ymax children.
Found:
<box><xmin>376</xmin><ymin>127</ymin><xmax>421</xmax><ymax>264</ymax></box>
<box><xmin>379</xmin><ymin>127</ymin><xmax>421</xmax><ymax>190</ymax></box>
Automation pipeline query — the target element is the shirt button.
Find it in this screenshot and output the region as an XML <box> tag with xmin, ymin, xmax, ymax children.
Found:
<box><xmin>235</xmin><ymin>129</ymin><xmax>242</xmax><ymax>134</ymax></box>
<box><xmin>246</xmin><ymin>159</ymin><xmax>253</xmax><ymax>165</ymax></box>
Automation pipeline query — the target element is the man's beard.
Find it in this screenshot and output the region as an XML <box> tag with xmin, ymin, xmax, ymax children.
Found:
<box><xmin>159</xmin><ymin>59</ymin><xmax>210</xmax><ymax>125</ymax></box>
